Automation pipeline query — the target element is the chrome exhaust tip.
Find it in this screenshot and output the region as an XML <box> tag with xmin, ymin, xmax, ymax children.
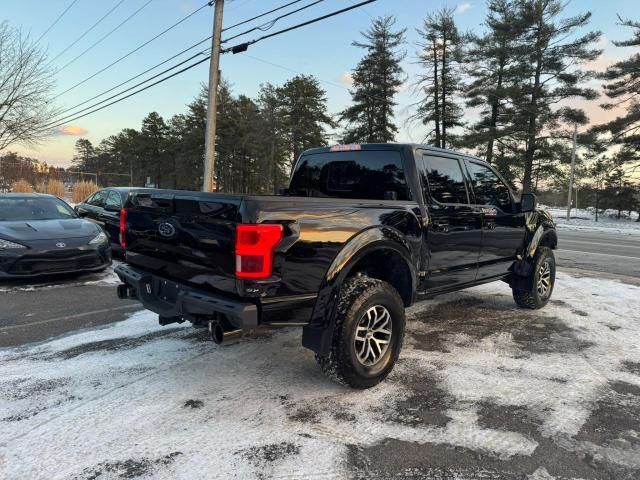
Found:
<box><xmin>208</xmin><ymin>321</ymin><xmax>242</xmax><ymax>345</ymax></box>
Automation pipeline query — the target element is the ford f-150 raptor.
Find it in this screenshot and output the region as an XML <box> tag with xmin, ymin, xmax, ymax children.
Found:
<box><xmin>115</xmin><ymin>143</ymin><xmax>557</xmax><ymax>388</ymax></box>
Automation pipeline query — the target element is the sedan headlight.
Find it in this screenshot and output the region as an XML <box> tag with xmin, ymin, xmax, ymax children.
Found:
<box><xmin>0</xmin><ymin>239</ymin><xmax>27</xmax><ymax>249</ymax></box>
<box><xmin>88</xmin><ymin>232</ymin><xmax>108</xmax><ymax>245</ymax></box>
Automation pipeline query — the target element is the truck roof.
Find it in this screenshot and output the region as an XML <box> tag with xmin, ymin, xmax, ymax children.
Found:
<box><xmin>302</xmin><ymin>143</ymin><xmax>487</xmax><ymax>164</ymax></box>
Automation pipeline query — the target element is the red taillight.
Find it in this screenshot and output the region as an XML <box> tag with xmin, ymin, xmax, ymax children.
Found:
<box><xmin>235</xmin><ymin>224</ymin><xmax>283</xmax><ymax>279</ymax></box>
<box><xmin>119</xmin><ymin>208</ymin><xmax>127</xmax><ymax>248</ymax></box>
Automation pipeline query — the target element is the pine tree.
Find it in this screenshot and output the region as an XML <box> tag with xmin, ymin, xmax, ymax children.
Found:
<box><xmin>257</xmin><ymin>83</ymin><xmax>288</xmax><ymax>193</ymax></box>
<box><xmin>278</xmin><ymin>75</ymin><xmax>334</xmax><ymax>161</ymax></box>
<box><xmin>341</xmin><ymin>16</ymin><xmax>406</xmax><ymax>143</ymax></box>
<box><xmin>463</xmin><ymin>0</ymin><xmax>527</xmax><ymax>163</ymax></box>
<box><xmin>72</xmin><ymin>139</ymin><xmax>95</xmax><ymax>171</ymax></box>
<box><xmin>140</xmin><ymin>112</ymin><xmax>169</xmax><ymax>187</ymax></box>
<box><xmin>596</xmin><ymin>16</ymin><xmax>640</xmax><ymax>206</ymax></box>
<box><xmin>515</xmin><ymin>0</ymin><xmax>601</xmax><ymax>192</ymax></box>
<box><xmin>414</xmin><ymin>8</ymin><xmax>464</xmax><ymax>149</ymax></box>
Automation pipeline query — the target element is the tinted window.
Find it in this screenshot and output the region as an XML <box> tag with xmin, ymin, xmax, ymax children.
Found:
<box><xmin>466</xmin><ymin>161</ymin><xmax>513</xmax><ymax>212</ymax></box>
<box><xmin>105</xmin><ymin>191</ymin><xmax>121</xmax><ymax>209</ymax></box>
<box><xmin>422</xmin><ymin>156</ymin><xmax>468</xmax><ymax>204</ymax></box>
<box><xmin>288</xmin><ymin>151</ymin><xmax>410</xmax><ymax>200</ymax></box>
<box><xmin>0</xmin><ymin>198</ymin><xmax>76</xmax><ymax>221</ymax></box>
<box><xmin>89</xmin><ymin>191</ymin><xmax>106</xmax><ymax>208</ymax></box>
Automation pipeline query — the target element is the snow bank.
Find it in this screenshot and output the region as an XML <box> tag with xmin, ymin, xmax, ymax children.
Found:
<box><xmin>542</xmin><ymin>206</ymin><xmax>640</xmax><ymax>236</ymax></box>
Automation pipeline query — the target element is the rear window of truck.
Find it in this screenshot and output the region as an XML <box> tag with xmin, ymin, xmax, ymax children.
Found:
<box><xmin>288</xmin><ymin>151</ymin><xmax>410</xmax><ymax>200</ymax></box>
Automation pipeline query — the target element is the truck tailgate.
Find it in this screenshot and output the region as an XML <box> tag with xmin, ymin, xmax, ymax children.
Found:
<box><xmin>124</xmin><ymin>190</ymin><xmax>243</xmax><ymax>295</ymax></box>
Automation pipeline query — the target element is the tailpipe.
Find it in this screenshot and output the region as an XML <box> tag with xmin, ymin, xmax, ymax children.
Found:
<box><xmin>208</xmin><ymin>320</ymin><xmax>242</xmax><ymax>345</ymax></box>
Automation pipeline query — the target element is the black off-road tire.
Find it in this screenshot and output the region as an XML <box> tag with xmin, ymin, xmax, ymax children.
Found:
<box><xmin>315</xmin><ymin>276</ymin><xmax>405</xmax><ymax>389</ymax></box>
<box><xmin>513</xmin><ymin>246</ymin><xmax>556</xmax><ymax>309</ymax></box>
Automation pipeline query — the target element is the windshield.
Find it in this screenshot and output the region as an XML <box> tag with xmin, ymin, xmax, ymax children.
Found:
<box><xmin>0</xmin><ymin>197</ymin><xmax>77</xmax><ymax>221</ymax></box>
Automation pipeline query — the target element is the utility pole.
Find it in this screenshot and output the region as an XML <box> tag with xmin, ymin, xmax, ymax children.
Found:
<box><xmin>203</xmin><ymin>0</ymin><xmax>224</xmax><ymax>192</ymax></box>
<box><xmin>566</xmin><ymin>123</ymin><xmax>578</xmax><ymax>221</ymax></box>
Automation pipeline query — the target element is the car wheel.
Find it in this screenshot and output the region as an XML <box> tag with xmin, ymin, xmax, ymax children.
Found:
<box><xmin>512</xmin><ymin>246</ymin><xmax>556</xmax><ymax>309</ymax></box>
<box><xmin>315</xmin><ymin>276</ymin><xmax>405</xmax><ymax>389</ymax></box>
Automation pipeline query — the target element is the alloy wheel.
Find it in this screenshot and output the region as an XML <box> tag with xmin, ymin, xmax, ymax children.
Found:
<box><xmin>354</xmin><ymin>305</ymin><xmax>392</xmax><ymax>366</ymax></box>
<box><xmin>537</xmin><ymin>260</ymin><xmax>552</xmax><ymax>298</ymax></box>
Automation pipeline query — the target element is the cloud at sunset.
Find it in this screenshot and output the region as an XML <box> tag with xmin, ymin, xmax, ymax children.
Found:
<box><xmin>338</xmin><ymin>72</ymin><xmax>354</xmax><ymax>87</ymax></box>
<box><xmin>53</xmin><ymin>125</ymin><xmax>88</xmax><ymax>136</ymax></box>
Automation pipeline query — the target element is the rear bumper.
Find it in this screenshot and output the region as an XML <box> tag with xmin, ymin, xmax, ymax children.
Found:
<box><xmin>114</xmin><ymin>263</ymin><xmax>258</xmax><ymax>329</ymax></box>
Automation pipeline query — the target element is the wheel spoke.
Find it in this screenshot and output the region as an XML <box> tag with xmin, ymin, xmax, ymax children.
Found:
<box><xmin>358</xmin><ymin>338</ymin><xmax>368</xmax><ymax>357</ymax></box>
<box><xmin>373</xmin><ymin>327</ymin><xmax>391</xmax><ymax>335</ymax></box>
<box><xmin>371</xmin><ymin>339</ymin><xmax>381</xmax><ymax>357</ymax></box>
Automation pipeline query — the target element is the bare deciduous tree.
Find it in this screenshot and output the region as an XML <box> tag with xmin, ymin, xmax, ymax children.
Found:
<box><xmin>0</xmin><ymin>22</ymin><xmax>58</xmax><ymax>152</ymax></box>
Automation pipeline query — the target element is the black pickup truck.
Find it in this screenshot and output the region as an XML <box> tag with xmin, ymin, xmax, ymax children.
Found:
<box><xmin>115</xmin><ymin>144</ymin><xmax>557</xmax><ymax>388</ymax></box>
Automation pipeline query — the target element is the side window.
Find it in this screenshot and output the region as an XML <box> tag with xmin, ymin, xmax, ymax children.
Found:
<box><xmin>105</xmin><ymin>191</ymin><xmax>121</xmax><ymax>209</ymax></box>
<box><xmin>421</xmin><ymin>155</ymin><xmax>469</xmax><ymax>204</ymax></box>
<box><xmin>89</xmin><ymin>191</ymin><xmax>106</xmax><ymax>208</ymax></box>
<box><xmin>466</xmin><ymin>161</ymin><xmax>513</xmax><ymax>212</ymax></box>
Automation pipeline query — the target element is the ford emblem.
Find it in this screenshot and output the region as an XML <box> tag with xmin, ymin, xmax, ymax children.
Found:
<box><xmin>158</xmin><ymin>223</ymin><xmax>176</xmax><ymax>238</ymax></box>
<box><xmin>55</xmin><ymin>242</ymin><xmax>66</xmax><ymax>248</ymax></box>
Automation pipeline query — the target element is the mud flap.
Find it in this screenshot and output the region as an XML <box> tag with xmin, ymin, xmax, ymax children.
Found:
<box><xmin>302</xmin><ymin>324</ymin><xmax>334</xmax><ymax>355</ymax></box>
<box><xmin>510</xmin><ymin>258</ymin><xmax>535</xmax><ymax>291</ymax></box>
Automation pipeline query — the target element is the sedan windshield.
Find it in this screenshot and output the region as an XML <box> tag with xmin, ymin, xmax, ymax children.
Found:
<box><xmin>0</xmin><ymin>197</ymin><xmax>76</xmax><ymax>221</ymax></box>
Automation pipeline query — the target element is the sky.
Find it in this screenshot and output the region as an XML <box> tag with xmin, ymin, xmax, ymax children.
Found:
<box><xmin>3</xmin><ymin>0</ymin><xmax>640</xmax><ymax>168</ymax></box>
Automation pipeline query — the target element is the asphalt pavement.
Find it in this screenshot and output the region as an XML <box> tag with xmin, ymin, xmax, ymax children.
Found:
<box><xmin>0</xmin><ymin>228</ymin><xmax>638</xmax><ymax>348</ymax></box>
<box><xmin>555</xmin><ymin>228</ymin><xmax>640</xmax><ymax>280</ymax></box>
<box><xmin>0</xmin><ymin>263</ymin><xmax>139</xmax><ymax>348</ymax></box>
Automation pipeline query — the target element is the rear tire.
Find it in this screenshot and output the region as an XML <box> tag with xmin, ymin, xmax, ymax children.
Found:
<box><xmin>315</xmin><ymin>276</ymin><xmax>405</xmax><ymax>389</ymax></box>
<box><xmin>512</xmin><ymin>246</ymin><xmax>555</xmax><ymax>309</ymax></box>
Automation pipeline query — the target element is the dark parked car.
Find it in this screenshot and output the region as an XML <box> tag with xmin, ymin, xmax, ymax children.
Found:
<box><xmin>115</xmin><ymin>144</ymin><xmax>557</xmax><ymax>388</ymax></box>
<box><xmin>0</xmin><ymin>194</ymin><xmax>111</xmax><ymax>279</ymax></box>
<box><xmin>75</xmin><ymin>187</ymin><xmax>147</xmax><ymax>254</ymax></box>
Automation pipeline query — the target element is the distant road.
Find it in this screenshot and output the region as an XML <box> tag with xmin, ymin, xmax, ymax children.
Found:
<box><xmin>556</xmin><ymin>228</ymin><xmax>640</xmax><ymax>279</ymax></box>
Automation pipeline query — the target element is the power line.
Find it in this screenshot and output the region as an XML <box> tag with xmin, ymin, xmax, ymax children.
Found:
<box><xmin>42</xmin><ymin>51</ymin><xmax>207</xmax><ymax>129</ymax></box>
<box><xmin>50</xmin><ymin>0</ymin><xmax>127</xmax><ymax>63</ymax></box>
<box><xmin>52</xmin><ymin>38</ymin><xmax>212</xmax><ymax>120</ymax></box>
<box><xmin>50</xmin><ymin>0</ymin><xmax>316</xmax><ymax>117</ymax></box>
<box><xmin>221</xmin><ymin>0</ymin><xmax>377</xmax><ymax>54</ymax></box>
<box><xmin>53</xmin><ymin>0</ymin><xmax>212</xmax><ymax>100</ymax></box>
<box><xmin>43</xmin><ymin>56</ymin><xmax>211</xmax><ymax>133</ymax></box>
<box><xmin>222</xmin><ymin>0</ymin><xmax>325</xmax><ymax>44</ymax></box>
<box><xmin>240</xmin><ymin>52</ymin><xmax>410</xmax><ymax>108</ymax></box>
<box><xmin>43</xmin><ymin>0</ymin><xmax>377</xmax><ymax>129</ymax></box>
<box><xmin>55</xmin><ymin>0</ymin><xmax>155</xmax><ymax>74</ymax></box>
<box><xmin>35</xmin><ymin>0</ymin><xmax>79</xmax><ymax>44</ymax></box>
<box><xmin>222</xmin><ymin>0</ymin><xmax>304</xmax><ymax>32</ymax></box>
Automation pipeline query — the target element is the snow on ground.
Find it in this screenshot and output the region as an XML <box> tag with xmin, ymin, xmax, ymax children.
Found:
<box><xmin>543</xmin><ymin>206</ymin><xmax>640</xmax><ymax>236</ymax></box>
<box><xmin>2</xmin><ymin>273</ymin><xmax>640</xmax><ymax>479</ymax></box>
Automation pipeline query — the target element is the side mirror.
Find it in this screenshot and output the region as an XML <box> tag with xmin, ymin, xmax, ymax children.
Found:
<box><xmin>521</xmin><ymin>193</ymin><xmax>537</xmax><ymax>212</ymax></box>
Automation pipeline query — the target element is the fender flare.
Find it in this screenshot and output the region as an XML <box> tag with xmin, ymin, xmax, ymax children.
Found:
<box><xmin>302</xmin><ymin>226</ymin><xmax>417</xmax><ymax>355</ymax></box>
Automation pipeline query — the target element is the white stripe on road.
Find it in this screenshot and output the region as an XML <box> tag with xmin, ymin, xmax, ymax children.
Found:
<box><xmin>562</xmin><ymin>239</ymin><xmax>640</xmax><ymax>249</ymax></box>
<box><xmin>559</xmin><ymin>249</ymin><xmax>640</xmax><ymax>261</ymax></box>
<box><xmin>0</xmin><ymin>304</ymin><xmax>142</xmax><ymax>332</ymax></box>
